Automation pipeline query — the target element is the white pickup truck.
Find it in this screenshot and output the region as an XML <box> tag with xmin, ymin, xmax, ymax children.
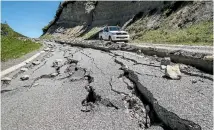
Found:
<box><xmin>99</xmin><ymin>26</ymin><xmax>130</xmax><ymax>43</ymax></box>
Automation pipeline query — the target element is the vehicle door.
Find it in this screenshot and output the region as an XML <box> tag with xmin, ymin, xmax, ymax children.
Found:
<box><xmin>103</xmin><ymin>27</ymin><xmax>109</xmax><ymax>40</ymax></box>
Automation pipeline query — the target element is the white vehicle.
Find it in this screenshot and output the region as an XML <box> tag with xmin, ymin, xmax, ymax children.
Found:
<box><xmin>99</xmin><ymin>26</ymin><xmax>130</xmax><ymax>43</ymax></box>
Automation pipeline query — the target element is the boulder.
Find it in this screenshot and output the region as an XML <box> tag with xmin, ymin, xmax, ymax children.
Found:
<box><xmin>165</xmin><ymin>65</ymin><xmax>181</xmax><ymax>80</ymax></box>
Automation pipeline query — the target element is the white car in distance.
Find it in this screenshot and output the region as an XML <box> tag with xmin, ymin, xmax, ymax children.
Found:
<box><xmin>99</xmin><ymin>26</ymin><xmax>130</xmax><ymax>43</ymax></box>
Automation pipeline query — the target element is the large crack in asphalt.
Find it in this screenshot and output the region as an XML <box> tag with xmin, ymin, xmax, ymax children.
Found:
<box><xmin>114</xmin><ymin>58</ymin><xmax>202</xmax><ymax>130</ymax></box>
<box><xmin>111</xmin><ymin>52</ymin><xmax>160</xmax><ymax>68</ymax></box>
<box><xmin>3</xmin><ymin>43</ymin><xmax>208</xmax><ymax>129</ymax></box>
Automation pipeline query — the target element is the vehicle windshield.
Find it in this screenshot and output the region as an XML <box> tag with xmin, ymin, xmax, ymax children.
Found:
<box><xmin>109</xmin><ymin>26</ymin><xmax>120</xmax><ymax>31</ymax></box>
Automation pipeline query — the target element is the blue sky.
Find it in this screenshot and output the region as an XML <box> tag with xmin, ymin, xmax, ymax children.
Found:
<box><xmin>1</xmin><ymin>1</ymin><xmax>61</xmax><ymax>38</ymax></box>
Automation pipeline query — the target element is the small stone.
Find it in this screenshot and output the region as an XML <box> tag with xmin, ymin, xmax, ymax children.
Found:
<box><xmin>50</xmin><ymin>49</ymin><xmax>54</xmax><ymax>52</ymax></box>
<box><xmin>1</xmin><ymin>77</ymin><xmax>12</xmax><ymax>81</ymax></box>
<box><xmin>20</xmin><ymin>75</ymin><xmax>29</xmax><ymax>80</ymax></box>
<box><xmin>165</xmin><ymin>64</ymin><xmax>181</xmax><ymax>80</ymax></box>
<box><xmin>160</xmin><ymin>57</ymin><xmax>171</xmax><ymax>66</ymax></box>
<box><xmin>192</xmin><ymin>79</ymin><xmax>197</xmax><ymax>84</ymax></box>
<box><xmin>32</xmin><ymin>60</ymin><xmax>40</xmax><ymax>65</ymax></box>
<box><xmin>51</xmin><ymin>73</ymin><xmax>58</xmax><ymax>77</ymax></box>
<box><xmin>160</xmin><ymin>65</ymin><xmax>166</xmax><ymax>70</ymax></box>
<box><xmin>137</xmin><ymin>49</ymin><xmax>141</xmax><ymax>54</ymax></box>
<box><xmin>145</xmin><ymin>105</ymin><xmax>150</xmax><ymax>112</ymax></box>
<box><xmin>20</xmin><ymin>68</ymin><xmax>28</xmax><ymax>72</ymax></box>
<box><xmin>44</xmin><ymin>48</ymin><xmax>50</xmax><ymax>51</ymax></box>
<box><xmin>84</xmin><ymin>76</ymin><xmax>89</xmax><ymax>80</ymax></box>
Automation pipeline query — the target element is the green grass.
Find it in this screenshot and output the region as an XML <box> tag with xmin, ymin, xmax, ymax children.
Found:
<box><xmin>1</xmin><ymin>23</ymin><xmax>25</xmax><ymax>37</ymax></box>
<box><xmin>82</xmin><ymin>27</ymin><xmax>101</xmax><ymax>39</ymax></box>
<box><xmin>1</xmin><ymin>23</ymin><xmax>42</xmax><ymax>61</ymax></box>
<box><xmin>1</xmin><ymin>36</ymin><xmax>41</xmax><ymax>61</ymax></box>
<box><xmin>40</xmin><ymin>34</ymin><xmax>54</xmax><ymax>40</ymax></box>
<box><xmin>134</xmin><ymin>21</ymin><xmax>213</xmax><ymax>45</ymax></box>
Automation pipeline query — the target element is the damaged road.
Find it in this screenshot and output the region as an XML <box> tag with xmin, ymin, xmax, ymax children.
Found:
<box><xmin>1</xmin><ymin>41</ymin><xmax>213</xmax><ymax>130</ymax></box>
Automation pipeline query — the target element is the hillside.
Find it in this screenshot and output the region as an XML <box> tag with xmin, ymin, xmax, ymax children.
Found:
<box><xmin>1</xmin><ymin>23</ymin><xmax>41</xmax><ymax>61</ymax></box>
<box><xmin>42</xmin><ymin>1</ymin><xmax>213</xmax><ymax>45</ymax></box>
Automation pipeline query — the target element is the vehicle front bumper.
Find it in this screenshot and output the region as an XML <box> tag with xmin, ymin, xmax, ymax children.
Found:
<box><xmin>111</xmin><ymin>35</ymin><xmax>130</xmax><ymax>41</ymax></box>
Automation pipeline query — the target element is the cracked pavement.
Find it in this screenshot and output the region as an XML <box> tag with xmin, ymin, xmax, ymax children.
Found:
<box><xmin>1</xmin><ymin>41</ymin><xmax>213</xmax><ymax>130</ymax></box>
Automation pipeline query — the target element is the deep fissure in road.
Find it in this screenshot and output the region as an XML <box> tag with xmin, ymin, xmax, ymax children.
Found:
<box><xmin>64</xmin><ymin>45</ymin><xmax>202</xmax><ymax>130</ymax></box>
<box><xmin>2</xmin><ymin>42</ymin><xmax>210</xmax><ymax>130</ymax></box>
<box><xmin>115</xmin><ymin>59</ymin><xmax>202</xmax><ymax>130</ymax></box>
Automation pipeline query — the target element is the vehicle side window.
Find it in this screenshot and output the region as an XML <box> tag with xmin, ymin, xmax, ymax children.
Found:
<box><xmin>104</xmin><ymin>27</ymin><xmax>107</xmax><ymax>32</ymax></box>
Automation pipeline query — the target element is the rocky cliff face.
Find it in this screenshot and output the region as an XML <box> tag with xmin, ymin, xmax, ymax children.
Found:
<box><xmin>43</xmin><ymin>1</ymin><xmax>213</xmax><ymax>44</ymax></box>
<box><xmin>43</xmin><ymin>1</ymin><xmax>167</xmax><ymax>36</ymax></box>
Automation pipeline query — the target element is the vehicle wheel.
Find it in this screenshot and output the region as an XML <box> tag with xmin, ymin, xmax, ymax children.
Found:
<box><xmin>124</xmin><ymin>40</ymin><xmax>128</xmax><ymax>43</ymax></box>
<box><xmin>109</xmin><ymin>36</ymin><xmax>115</xmax><ymax>43</ymax></box>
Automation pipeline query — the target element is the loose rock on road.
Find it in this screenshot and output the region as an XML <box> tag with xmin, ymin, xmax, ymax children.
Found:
<box><xmin>1</xmin><ymin>41</ymin><xmax>213</xmax><ymax>130</ymax></box>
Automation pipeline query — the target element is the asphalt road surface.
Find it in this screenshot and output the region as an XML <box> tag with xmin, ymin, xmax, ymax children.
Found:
<box><xmin>1</xmin><ymin>41</ymin><xmax>213</xmax><ymax>130</ymax></box>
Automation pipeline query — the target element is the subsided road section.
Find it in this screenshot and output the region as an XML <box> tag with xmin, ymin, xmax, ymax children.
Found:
<box><xmin>55</xmin><ymin>40</ymin><xmax>213</xmax><ymax>74</ymax></box>
<box><xmin>1</xmin><ymin>41</ymin><xmax>213</xmax><ymax>130</ymax></box>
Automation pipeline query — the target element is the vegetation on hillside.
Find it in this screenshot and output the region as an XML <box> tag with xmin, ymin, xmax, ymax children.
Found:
<box><xmin>81</xmin><ymin>27</ymin><xmax>101</xmax><ymax>40</ymax></box>
<box><xmin>1</xmin><ymin>23</ymin><xmax>41</xmax><ymax>61</ymax></box>
<box><xmin>133</xmin><ymin>21</ymin><xmax>213</xmax><ymax>45</ymax></box>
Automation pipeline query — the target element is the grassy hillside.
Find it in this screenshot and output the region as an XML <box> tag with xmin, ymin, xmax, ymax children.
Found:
<box><xmin>1</xmin><ymin>23</ymin><xmax>41</xmax><ymax>61</ymax></box>
<box><xmin>126</xmin><ymin>2</ymin><xmax>213</xmax><ymax>46</ymax></box>
<box><xmin>130</xmin><ymin>21</ymin><xmax>213</xmax><ymax>46</ymax></box>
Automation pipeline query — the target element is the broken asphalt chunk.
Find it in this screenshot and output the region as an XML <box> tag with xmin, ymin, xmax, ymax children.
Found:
<box><xmin>1</xmin><ymin>77</ymin><xmax>12</xmax><ymax>82</ymax></box>
<box><xmin>51</xmin><ymin>72</ymin><xmax>58</xmax><ymax>77</ymax></box>
<box><xmin>32</xmin><ymin>60</ymin><xmax>40</xmax><ymax>65</ymax></box>
<box><xmin>165</xmin><ymin>65</ymin><xmax>181</xmax><ymax>80</ymax></box>
<box><xmin>52</xmin><ymin>59</ymin><xmax>63</xmax><ymax>67</ymax></box>
<box><xmin>20</xmin><ymin>75</ymin><xmax>29</xmax><ymax>81</ymax></box>
<box><xmin>44</xmin><ymin>47</ymin><xmax>50</xmax><ymax>51</ymax></box>
<box><xmin>20</xmin><ymin>67</ymin><xmax>28</xmax><ymax>72</ymax></box>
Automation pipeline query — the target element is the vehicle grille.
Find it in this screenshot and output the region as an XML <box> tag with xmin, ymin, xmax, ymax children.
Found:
<box><xmin>116</xmin><ymin>33</ymin><xmax>127</xmax><ymax>35</ymax></box>
<box><xmin>116</xmin><ymin>37</ymin><xmax>127</xmax><ymax>39</ymax></box>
